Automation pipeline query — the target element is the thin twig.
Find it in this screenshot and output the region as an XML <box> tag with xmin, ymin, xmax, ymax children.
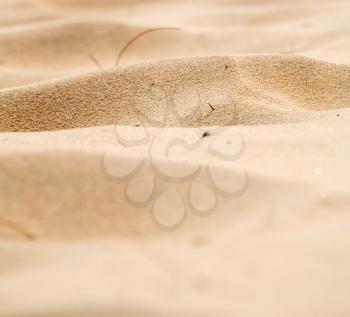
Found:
<box><xmin>204</xmin><ymin>102</ymin><xmax>216</xmax><ymax>119</ymax></box>
<box><xmin>115</xmin><ymin>27</ymin><xmax>181</xmax><ymax>65</ymax></box>
<box><xmin>87</xmin><ymin>53</ymin><xmax>103</xmax><ymax>70</ymax></box>
<box><xmin>0</xmin><ymin>216</ymin><xmax>36</xmax><ymax>240</ymax></box>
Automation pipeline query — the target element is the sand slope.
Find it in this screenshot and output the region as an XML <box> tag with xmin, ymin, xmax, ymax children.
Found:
<box><xmin>1</xmin><ymin>0</ymin><xmax>350</xmax><ymax>316</ymax></box>
<box><xmin>1</xmin><ymin>55</ymin><xmax>349</xmax><ymax>131</ymax></box>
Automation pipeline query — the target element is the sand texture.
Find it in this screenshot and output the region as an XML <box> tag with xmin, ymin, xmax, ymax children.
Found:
<box><xmin>0</xmin><ymin>0</ymin><xmax>350</xmax><ymax>316</ymax></box>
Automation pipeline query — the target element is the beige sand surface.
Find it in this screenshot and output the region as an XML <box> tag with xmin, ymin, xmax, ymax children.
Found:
<box><xmin>0</xmin><ymin>0</ymin><xmax>350</xmax><ymax>316</ymax></box>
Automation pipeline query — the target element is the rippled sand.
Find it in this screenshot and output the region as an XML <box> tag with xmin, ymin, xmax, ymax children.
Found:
<box><xmin>1</xmin><ymin>0</ymin><xmax>350</xmax><ymax>316</ymax></box>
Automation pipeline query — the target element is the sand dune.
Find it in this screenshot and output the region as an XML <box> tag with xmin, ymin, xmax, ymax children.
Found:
<box><xmin>1</xmin><ymin>55</ymin><xmax>349</xmax><ymax>131</ymax></box>
<box><xmin>1</xmin><ymin>0</ymin><xmax>350</xmax><ymax>316</ymax></box>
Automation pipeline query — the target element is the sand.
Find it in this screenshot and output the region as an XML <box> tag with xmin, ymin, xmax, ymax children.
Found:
<box><xmin>0</xmin><ymin>0</ymin><xmax>350</xmax><ymax>316</ymax></box>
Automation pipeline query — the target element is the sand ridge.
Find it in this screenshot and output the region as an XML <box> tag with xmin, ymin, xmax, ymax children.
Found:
<box><xmin>1</xmin><ymin>55</ymin><xmax>349</xmax><ymax>131</ymax></box>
